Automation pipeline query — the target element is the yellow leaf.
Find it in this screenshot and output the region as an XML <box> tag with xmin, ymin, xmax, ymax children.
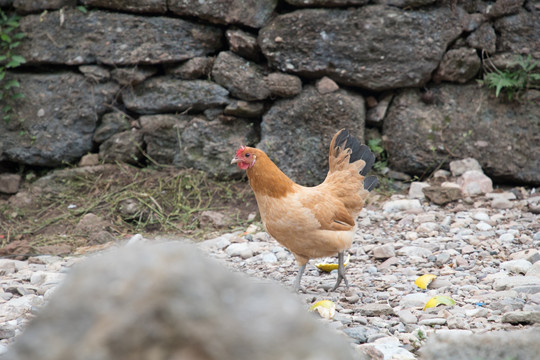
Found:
<box><xmin>414</xmin><ymin>274</ymin><xmax>437</xmax><ymax>290</ymax></box>
<box><xmin>423</xmin><ymin>295</ymin><xmax>456</xmax><ymax>310</ymax></box>
<box><xmin>315</xmin><ymin>253</ymin><xmax>350</xmax><ymax>272</ymax></box>
<box><xmin>309</xmin><ymin>300</ymin><xmax>336</xmax><ymax>319</ymax></box>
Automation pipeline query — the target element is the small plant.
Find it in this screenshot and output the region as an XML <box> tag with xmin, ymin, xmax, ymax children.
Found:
<box><xmin>367</xmin><ymin>137</ymin><xmax>388</xmax><ymax>172</ymax></box>
<box><xmin>0</xmin><ymin>9</ymin><xmax>26</xmax><ymax>123</ymax></box>
<box><xmin>479</xmin><ymin>54</ymin><xmax>540</xmax><ymax>101</ymax></box>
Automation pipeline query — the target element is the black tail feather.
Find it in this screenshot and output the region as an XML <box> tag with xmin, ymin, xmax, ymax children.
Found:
<box><xmin>335</xmin><ymin>129</ymin><xmax>376</xmax><ymax>176</ymax></box>
<box><xmin>364</xmin><ymin>175</ymin><xmax>378</xmax><ymax>192</ymax></box>
<box><xmin>356</xmin><ymin>144</ymin><xmax>375</xmax><ymax>176</ymax></box>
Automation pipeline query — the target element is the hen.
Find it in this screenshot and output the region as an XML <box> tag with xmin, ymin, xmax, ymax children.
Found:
<box><xmin>232</xmin><ymin>129</ymin><xmax>377</xmax><ymax>291</ymax></box>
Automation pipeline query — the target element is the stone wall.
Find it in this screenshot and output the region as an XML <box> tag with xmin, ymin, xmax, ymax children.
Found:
<box><xmin>0</xmin><ymin>0</ymin><xmax>539</xmax><ymax>186</ymax></box>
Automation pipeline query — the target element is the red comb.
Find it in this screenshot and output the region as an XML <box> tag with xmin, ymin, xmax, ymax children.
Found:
<box><xmin>235</xmin><ymin>146</ymin><xmax>246</xmax><ymax>157</ymax></box>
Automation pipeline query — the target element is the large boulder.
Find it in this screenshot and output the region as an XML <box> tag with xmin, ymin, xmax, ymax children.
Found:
<box><xmin>80</xmin><ymin>0</ymin><xmax>167</xmax><ymax>13</ymax></box>
<box><xmin>178</xmin><ymin>117</ymin><xmax>257</xmax><ymax>179</ymax></box>
<box><xmin>13</xmin><ymin>0</ymin><xmax>74</xmax><ymax>12</ymax></box>
<box><xmin>139</xmin><ymin>114</ymin><xmax>191</xmax><ymax>165</ymax></box>
<box><xmin>166</xmin><ymin>57</ymin><xmax>215</xmax><ymax>80</ymax></box>
<box><xmin>285</xmin><ymin>0</ymin><xmax>369</xmax><ymax>6</ymax></box>
<box><xmin>433</xmin><ymin>47</ymin><xmax>481</xmax><ymax>84</ymax></box>
<box><xmin>122</xmin><ymin>78</ymin><xmax>230</xmax><ymax>115</ymax></box>
<box><xmin>111</xmin><ymin>66</ymin><xmax>158</xmax><ymax>86</ymax></box>
<box><xmin>99</xmin><ymin>131</ymin><xmax>144</xmax><ymax>165</ymax></box>
<box><xmin>258</xmin><ymin>5</ymin><xmax>462</xmax><ymax>91</ymax></box>
<box><xmin>169</xmin><ymin>0</ymin><xmax>277</xmax><ymax>28</ymax></box>
<box><xmin>383</xmin><ymin>84</ymin><xmax>540</xmax><ymax>185</ymax></box>
<box><xmin>4</xmin><ymin>243</ymin><xmax>356</xmax><ymax>360</ymax></box>
<box><xmin>466</xmin><ymin>23</ymin><xmax>497</xmax><ymax>54</ymax></box>
<box><xmin>93</xmin><ymin>112</ymin><xmax>132</xmax><ymax>144</ymax></box>
<box><xmin>371</xmin><ymin>0</ymin><xmax>436</xmax><ymax>6</ymax></box>
<box><xmin>494</xmin><ymin>9</ymin><xmax>540</xmax><ymax>53</ymax></box>
<box><xmin>487</xmin><ymin>0</ymin><xmax>525</xmax><ymax>19</ymax></box>
<box><xmin>0</xmin><ymin>72</ymin><xmax>119</xmax><ymax>166</ymax></box>
<box><xmin>17</xmin><ymin>9</ymin><xmax>223</xmax><ymax>65</ymax></box>
<box><xmin>211</xmin><ymin>51</ymin><xmax>271</xmax><ymax>101</ymax></box>
<box><xmin>225</xmin><ymin>28</ymin><xmax>263</xmax><ymax>62</ymax></box>
<box><xmin>258</xmin><ymin>85</ymin><xmax>365</xmax><ymax>186</ymax></box>
<box><xmin>139</xmin><ymin>115</ymin><xmax>257</xmax><ymax>178</ymax></box>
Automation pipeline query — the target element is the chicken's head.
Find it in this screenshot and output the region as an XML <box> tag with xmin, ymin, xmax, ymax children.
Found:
<box><xmin>231</xmin><ymin>146</ymin><xmax>256</xmax><ymax>170</ymax></box>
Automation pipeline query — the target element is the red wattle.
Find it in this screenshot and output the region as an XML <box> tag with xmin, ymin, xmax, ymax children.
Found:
<box><xmin>238</xmin><ymin>162</ymin><xmax>250</xmax><ymax>170</ymax></box>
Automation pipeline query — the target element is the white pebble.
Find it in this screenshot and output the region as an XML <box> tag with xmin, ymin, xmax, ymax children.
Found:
<box><xmin>492</xmin><ymin>198</ymin><xmax>513</xmax><ymax>209</ymax></box>
<box><xmin>419</xmin><ymin>318</ymin><xmax>447</xmax><ymax>326</ymax></box>
<box><xmin>359</xmin><ymin>217</ymin><xmax>371</xmax><ymax>227</ymax></box>
<box><xmin>261</xmin><ymin>252</ymin><xmax>278</xmax><ymax>263</ymax></box>
<box><xmin>366</xmin><ymin>266</ymin><xmax>378</xmax><ymax>274</ymax></box>
<box><xmin>275</xmin><ymin>251</ymin><xmax>290</xmax><ymax>261</ymax></box>
<box><xmin>398</xmin><ymin>310</ymin><xmax>418</xmax><ymax>324</ymax></box>
<box><xmin>383</xmin><ymin>199</ymin><xmax>423</xmax><ymax>213</ymax></box>
<box><xmin>498</xmin><ymin>233</ymin><xmax>515</xmax><ymax>242</ymax></box>
<box><xmin>416</xmin><ymin>222</ymin><xmax>439</xmax><ymax>233</ymax></box>
<box><xmin>501</xmin><ymin>259</ymin><xmax>533</xmax><ymax>275</ymax></box>
<box><xmin>397</xmin><ymin>246</ymin><xmax>433</xmax><ymax>258</ymax></box>
<box><xmin>225</xmin><ymin>243</ymin><xmax>253</xmax><ymax>259</ymax></box>
<box><xmin>473</xmin><ymin>212</ymin><xmax>490</xmax><ymax>222</ymax></box>
<box><xmin>405</xmin><ymin>232</ymin><xmax>418</xmax><ymax>241</ymax></box>
<box><xmin>475</xmin><ymin>221</ymin><xmax>493</xmax><ymax>231</ymax></box>
<box><xmin>408</xmin><ymin>182</ymin><xmax>429</xmax><ymax>199</ymax></box>
<box><xmin>400</xmin><ymin>293</ymin><xmax>431</xmax><ymax>308</ymax></box>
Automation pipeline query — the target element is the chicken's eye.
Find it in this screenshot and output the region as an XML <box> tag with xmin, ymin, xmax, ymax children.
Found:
<box><xmin>245</xmin><ymin>153</ymin><xmax>251</xmax><ymax>158</ymax></box>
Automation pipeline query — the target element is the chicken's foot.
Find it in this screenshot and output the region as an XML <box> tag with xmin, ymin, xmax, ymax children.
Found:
<box><xmin>293</xmin><ymin>264</ymin><xmax>307</xmax><ymax>292</ymax></box>
<box><xmin>331</xmin><ymin>251</ymin><xmax>349</xmax><ymax>291</ymax></box>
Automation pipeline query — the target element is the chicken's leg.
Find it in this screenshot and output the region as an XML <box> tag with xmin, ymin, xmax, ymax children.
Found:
<box><xmin>331</xmin><ymin>251</ymin><xmax>349</xmax><ymax>291</ymax></box>
<box><xmin>293</xmin><ymin>264</ymin><xmax>307</xmax><ymax>292</ymax></box>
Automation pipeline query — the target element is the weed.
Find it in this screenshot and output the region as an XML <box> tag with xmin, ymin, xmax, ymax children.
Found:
<box><xmin>0</xmin><ymin>9</ymin><xmax>26</xmax><ymax>123</ymax></box>
<box><xmin>479</xmin><ymin>54</ymin><xmax>540</xmax><ymax>101</ymax></box>
<box><xmin>365</xmin><ymin>137</ymin><xmax>398</xmax><ymax>196</ymax></box>
<box><xmin>367</xmin><ymin>137</ymin><xmax>388</xmax><ymax>172</ymax></box>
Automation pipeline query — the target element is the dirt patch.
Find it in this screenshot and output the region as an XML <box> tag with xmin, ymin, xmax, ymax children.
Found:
<box><xmin>0</xmin><ymin>164</ymin><xmax>258</xmax><ymax>258</ymax></box>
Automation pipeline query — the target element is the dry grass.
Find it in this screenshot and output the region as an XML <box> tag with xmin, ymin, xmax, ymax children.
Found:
<box><xmin>0</xmin><ymin>163</ymin><xmax>257</xmax><ymax>254</ymax></box>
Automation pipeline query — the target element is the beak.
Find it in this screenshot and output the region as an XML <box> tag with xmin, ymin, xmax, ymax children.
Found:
<box><xmin>231</xmin><ymin>157</ymin><xmax>240</xmax><ymax>164</ymax></box>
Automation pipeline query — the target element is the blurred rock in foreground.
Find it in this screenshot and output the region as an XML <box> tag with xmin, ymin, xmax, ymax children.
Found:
<box><xmin>4</xmin><ymin>242</ymin><xmax>355</xmax><ymax>360</ymax></box>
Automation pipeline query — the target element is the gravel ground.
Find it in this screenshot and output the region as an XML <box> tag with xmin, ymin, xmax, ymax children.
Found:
<box><xmin>199</xmin><ymin>190</ymin><xmax>540</xmax><ymax>358</ymax></box>
<box><xmin>1</xmin><ymin>189</ymin><xmax>539</xmax><ymax>358</ymax></box>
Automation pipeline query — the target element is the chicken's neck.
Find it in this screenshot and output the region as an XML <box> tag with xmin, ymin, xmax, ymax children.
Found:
<box><xmin>246</xmin><ymin>155</ymin><xmax>295</xmax><ymax>198</ymax></box>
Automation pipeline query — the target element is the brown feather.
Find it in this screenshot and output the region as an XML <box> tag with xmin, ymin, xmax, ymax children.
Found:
<box><xmin>245</xmin><ymin>148</ymin><xmax>295</xmax><ymax>198</ymax></box>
